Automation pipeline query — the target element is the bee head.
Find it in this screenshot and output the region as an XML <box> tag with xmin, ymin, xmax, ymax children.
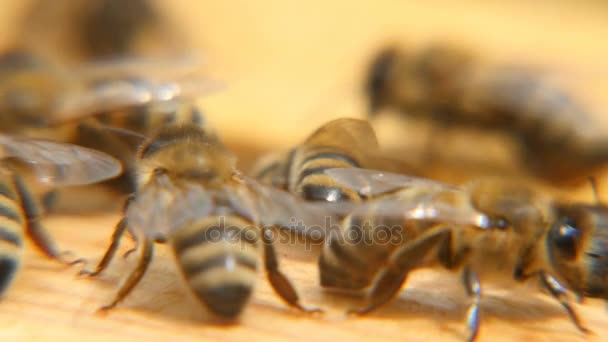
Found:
<box><xmin>137</xmin><ymin>124</ymin><xmax>237</xmax><ymax>187</ymax></box>
<box><xmin>547</xmin><ymin>204</ymin><xmax>608</xmax><ymax>299</ymax></box>
<box><xmin>365</xmin><ymin>47</ymin><xmax>399</xmax><ymax>116</ymax></box>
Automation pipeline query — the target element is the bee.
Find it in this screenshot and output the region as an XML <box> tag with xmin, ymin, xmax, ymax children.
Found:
<box><xmin>17</xmin><ymin>0</ymin><xmax>183</xmax><ymax>62</ymax></box>
<box><xmin>0</xmin><ymin>134</ymin><xmax>122</xmax><ymax>295</ymax></box>
<box><xmin>77</xmin><ymin>123</ymin><xmax>337</xmax><ymax>319</ymax></box>
<box><xmin>0</xmin><ymin>49</ymin><xmax>218</xmax><ymax>196</ymax></box>
<box><xmin>365</xmin><ymin>42</ymin><xmax>608</xmax><ymax>184</ymax></box>
<box><xmin>251</xmin><ymin>117</ymin><xmax>414</xmax><ymax>203</ymax></box>
<box><xmin>320</xmin><ymin>167</ymin><xmax>601</xmax><ymax>341</ymax></box>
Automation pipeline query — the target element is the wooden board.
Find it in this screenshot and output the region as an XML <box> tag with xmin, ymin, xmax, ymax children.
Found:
<box><xmin>1</xmin><ymin>213</ymin><xmax>606</xmax><ymax>341</ymax></box>
<box><xmin>1</xmin><ymin>1</ymin><xmax>608</xmax><ymax>341</ymax></box>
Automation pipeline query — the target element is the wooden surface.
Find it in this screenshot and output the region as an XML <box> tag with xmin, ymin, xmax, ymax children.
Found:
<box><xmin>2</xmin><ymin>214</ymin><xmax>607</xmax><ymax>342</ymax></box>
<box><xmin>1</xmin><ymin>1</ymin><xmax>608</xmax><ymax>341</ymax></box>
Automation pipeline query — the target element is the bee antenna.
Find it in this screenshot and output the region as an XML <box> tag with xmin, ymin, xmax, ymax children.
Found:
<box><xmin>588</xmin><ymin>176</ymin><xmax>602</xmax><ymax>205</ymax></box>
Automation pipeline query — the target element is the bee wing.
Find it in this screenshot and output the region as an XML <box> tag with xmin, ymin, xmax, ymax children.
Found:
<box><xmin>325</xmin><ymin>167</ymin><xmax>460</xmax><ymax>196</ymax></box>
<box><xmin>348</xmin><ymin>193</ymin><xmax>492</xmax><ymax>228</ymax></box>
<box><xmin>0</xmin><ymin>134</ymin><xmax>122</xmax><ymax>185</ymax></box>
<box><xmin>302</xmin><ymin>118</ymin><xmax>380</xmax><ymax>156</ymax></box>
<box><xmin>126</xmin><ymin>178</ymin><xmax>216</xmax><ymax>239</ymax></box>
<box><xmin>74</xmin><ymin>55</ymin><xmax>205</xmax><ymax>80</ymax></box>
<box><xmin>50</xmin><ymin>57</ymin><xmax>223</xmax><ymax>122</ymax></box>
<box><xmin>325</xmin><ymin>168</ymin><xmax>491</xmax><ymax>228</ymax></box>
<box><xmin>225</xmin><ymin>178</ymin><xmax>343</xmax><ymax>241</ymax></box>
<box><xmin>55</xmin><ymin>78</ymin><xmax>223</xmax><ymax>122</ymax></box>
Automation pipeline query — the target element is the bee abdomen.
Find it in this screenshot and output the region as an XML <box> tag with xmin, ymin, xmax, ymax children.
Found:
<box><xmin>293</xmin><ymin>149</ymin><xmax>362</xmax><ymax>202</ymax></box>
<box><xmin>319</xmin><ymin>242</ymin><xmax>376</xmax><ymax>290</ymax></box>
<box><xmin>319</xmin><ymin>214</ymin><xmax>407</xmax><ymax>290</ymax></box>
<box><xmin>171</xmin><ymin>216</ymin><xmax>258</xmax><ymax>318</ymax></box>
<box><xmin>319</xmin><ymin>228</ymin><xmax>390</xmax><ymax>290</ymax></box>
<box><xmin>0</xmin><ymin>185</ymin><xmax>25</xmax><ymax>295</ymax></box>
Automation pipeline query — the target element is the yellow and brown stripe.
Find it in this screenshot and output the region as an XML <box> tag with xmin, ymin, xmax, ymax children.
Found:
<box><xmin>0</xmin><ymin>177</ymin><xmax>25</xmax><ymax>295</ymax></box>
<box><xmin>319</xmin><ymin>199</ymin><xmax>415</xmax><ymax>291</ymax></box>
<box><xmin>170</xmin><ymin>215</ymin><xmax>258</xmax><ymax>318</ymax></box>
<box><xmin>320</xmin><ymin>214</ymin><xmax>394</xmax><ymax>290</ymax></box>
<box><xmin>288</xmin><ymin>145</ymin><xmax>362</xmax><ymax>202</ymax></box>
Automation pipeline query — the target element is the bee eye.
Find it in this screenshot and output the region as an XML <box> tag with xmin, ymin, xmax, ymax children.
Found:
<box><xmin>554</xmin><ymin>222</ymin><xmax>580</xmax><ymax>260</ymax></box>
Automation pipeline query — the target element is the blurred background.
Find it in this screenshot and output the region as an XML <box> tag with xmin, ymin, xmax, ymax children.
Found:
<box><xmin>1</xmin><ymin>3</ymin><xmax>608</xmax><ymax>340</ymax></box>
<box><xmin>1</xmin><ymin>0</ymin><xmax>608</xmax><ymax>186</ymax></box>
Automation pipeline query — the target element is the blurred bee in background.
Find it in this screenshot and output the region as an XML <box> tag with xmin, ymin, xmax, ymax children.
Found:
<box><xmin>16</xmin><ymin>0</ymin><xmax>185</xmax><ymax>63</ymax></box>
<box><xmin>77</xmin><ymin>123</ymin><xmax>339</xmax><ymax>319</ymax></box>
<box><xmin>365</xmin><ymin>42</ymin><xmax>608</xmax><ymax>185</ymax></box>
<box><xmin>0</xmin><ymin>49</ymin><xmax>219</xmax><ymax>203</ymax></box>
<box><xmin>320</xmin><ymin>167</ymin><xmax>605</xmax><ymax>341</ymax></box>
<box><xmin>0</xmin><ymin>135</ymin><xmax>122</xmax><ymax>296</ymax></box>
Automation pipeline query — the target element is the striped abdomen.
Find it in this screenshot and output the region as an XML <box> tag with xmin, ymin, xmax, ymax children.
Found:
<box><xmin>319</xmin><ymin>212</ymin><xmax>412</xmax><ymax>291</ymax></box>
<box><xmin>0</xmin><ymin>176</ymin><xmax>24</xmax><ymax>296</ymax></box>
<box><xmin>170</xmin><ymin>215</ymin><xmax>258</xmax><ymax>318</ymax></box>
<box><xmin>289</xmin><ymin>146</ymin><xmax>362</xmax><ymax>202</ymax></box>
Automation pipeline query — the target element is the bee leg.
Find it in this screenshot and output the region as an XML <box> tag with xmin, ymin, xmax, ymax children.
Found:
<box><xmin>349</xmin><ymin>227</ymin><xmax>450</xmax><ymax>315</ymax></box>
<box><xmin>261</xmin><ymin>226</ymin><xmax>323</xmax><ymax>314</ymax></box>
<box><xmin>515</xmin><ymin>256</ymin><xmax>589</xmax><ymax>335</ymax></box>
<box><xmin>539</xmin><ymin>272</ymin><xmax>590</xmax><ymax>334</ymax></box>
<box><xmin>13</xmin><ymin>174</ymin><xmax>70</xmax><ymax>263</ymax></box>
<box><xmin>122</xmin><ymin>225</ymin><xmax>140</xmax><ymax>259</ymax></box>
<box><xmin>123</xmin><ymin>234</ymin><xmax>167</xmax><ymax>260</ymax></box>
<box><xmin>99</xmin><ymin>237</ymin><xmax>154</xmax><ymax>311</ymax></box>
<box><xmin>79</xmin><ymin>217</ymin><xmax>129</xmax><ymax>276</ymax></box>
<box><xmin>462</xmin><ymin>267</ymin><xmax>482</xmax><ymax>342</ymax></box>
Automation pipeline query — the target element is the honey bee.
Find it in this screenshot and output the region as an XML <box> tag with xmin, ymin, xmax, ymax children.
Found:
<box><xmin>0</xmin><ymin>49</ymin><xmax>219</xmax><ymax>196</ymax></box>
<box><xmin>251</xmin><ymin>118</ymin><xmax>414</xmax><ymax>203</ymax></box>
<box><xmin>320</xmin><ymin>167</ymin><xmax>600</xmax><ymax>341</ymax></box>
<box><xmin>77</xmin><ymin>123</ymin><xmax>339</xmax><ymax>318</ymax></box>
<box><xmin>17</xmin><ymin>0</ymin><xmax>184</xmax><ymax>62</ymax></box>
<box><xmin>0</xmin><ymin>134</ymin><xmax>122</xmax><ymax>295</ymax></box>
<box><xmin>365</xmin><ymin>42</ymin><xmax>608</xmax><ymax>184</ymax></box>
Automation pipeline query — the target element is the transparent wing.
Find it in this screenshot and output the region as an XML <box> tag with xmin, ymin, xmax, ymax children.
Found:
<box><xmin>325</xmin><ymin>167</ymin><xmax>461</xmax><ymax>196</ymax></box>
<box><xmin>74</xmin><ymin>55</ymin><xmax>205</xmax><ymax>80</ymax></box>
<box><xmin>55</xmin><ymin>77</ymin><xmax>223</xmax><ymax>122</ymax></box>
<box><xmin>302</xmin><ymin>118</ymin><xmax>380</xmax><ymax>159</ymax></box>
<box><xmin>347</xmin><ymin>192</ymin><xmax>492</xmax><ymax>229</ymax></box>
<box><xmin>0</xmin><ymin>134</ymin><xmax>122</xmax><ymax>186</ymax></box>
<box><xmin>225</xmin><ymin>177</ymin><xmax>346</xmax><ymax>241</ymax></box>
<box><xmin>50</xmin><ymin>56</ymin><xmax>223</xmax><ymax>122</ymax></box>
<box><xmin>126</xmin><ymin>176</ymin><xmax>216</xmax><ymax>239</ymax></box>
<box><xmin>325</xmin><ymin>168</ymin><xmax>491</xmax><ymax>228</ymax></box>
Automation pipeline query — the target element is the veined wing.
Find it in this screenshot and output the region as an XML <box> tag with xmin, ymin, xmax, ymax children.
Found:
<box><xmin>226</xmin><ymin>177</ymin><xmax>346</xmax><ymax>241</ymax></box>
<box><xmin>0</xmin><ymin>134</ymin><xmax>122</xmax><ymax>185</ymax></box>
<box><xmin>51</xmin><ymin>56</ymin><xmax>222</xmax><ymax>122</ymax></box>
<box><xmin>325</xmin><ymin>167</ymin><xmax>461</xmax><ymax>196</ymax></box>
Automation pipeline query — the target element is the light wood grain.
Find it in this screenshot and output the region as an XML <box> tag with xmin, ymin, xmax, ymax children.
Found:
<box><xmin>1</xmin><ymin>1</ymin><xmax>608</xmax><ymax>341</ymax></box>
<box><xmin>1</xmin><ymin>213</ymin><xmax>606</xmax><ymax>342</ymax></box>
